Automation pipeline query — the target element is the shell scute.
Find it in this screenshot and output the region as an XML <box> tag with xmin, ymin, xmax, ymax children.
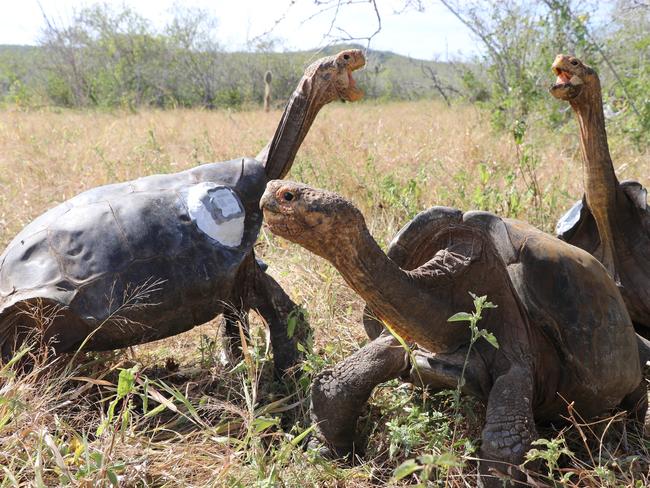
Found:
<box><xmin>48</xmin><ymin>202</ymin><xmax>132</xmax><ymax>282</ymax></box>
<box><xmin>0</xmin><ymin>157</ymin><xmax>267</xmax><ymax>351</ymax></box>
<box><xmin>0</xmin><ymin>230</ymin><xmax>60</xmax><ymax>294</ymax></box>
<box><xmin>109</xmin><ymin>190</ymin><xmax>192</xmax><ymax>260</ymax></box>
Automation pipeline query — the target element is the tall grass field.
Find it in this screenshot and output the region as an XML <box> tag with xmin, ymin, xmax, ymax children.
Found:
<box><xmin>0</xmin><ymin>101</ymin><xmax>649</xmax><ymax>486</ymax></box>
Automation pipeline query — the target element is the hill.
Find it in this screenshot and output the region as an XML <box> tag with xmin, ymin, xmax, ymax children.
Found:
<box><xmin>0</xmin><ymin>43</ymin><xmax>462</xmax><ymax>109</ymax></box>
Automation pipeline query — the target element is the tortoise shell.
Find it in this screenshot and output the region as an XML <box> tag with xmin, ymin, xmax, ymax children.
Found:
<box><xmin>0</xmin><ymin>157</ymin><xmax>266</xmax><ymax>352</ymax></box>
<box><xmin>365</xmin><ymin>206</ymin><xmax>639</xmax><ymax>417</ymax></box>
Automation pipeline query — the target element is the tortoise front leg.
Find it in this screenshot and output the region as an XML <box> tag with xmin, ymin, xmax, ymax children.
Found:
<box><xmin>253</xmin><ymin>269</ymin><xmax>308</xmax><ymax>375</ymax></box>
<box><xmin>311</xmin><ymin>333</ymin><xmax>410</xmax><ymax>455</ymax></box>
<box><xmin>479</xmin><ymin>366</ymin><xmax>537</xmax><ymax>488</ymax></box>
<box><xmin>313</xmin><ymin>338</ymin><xmax>490</xmax><ymax>457</ymax></box>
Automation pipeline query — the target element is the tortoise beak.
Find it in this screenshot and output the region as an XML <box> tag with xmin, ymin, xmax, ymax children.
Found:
<box><xmin>260</xmin><ymin>190</ymin><xmax>278</xmax><ymax>213</ymax></box>
<box><xmin>260</xmin><ymin>181</ymin><xmax>283</xmax><ymax>212</ymax></box>
<box><xmin>339</xmin><ymin>49</ymin><xmax>366</xmax><ymax>102</ymax></box>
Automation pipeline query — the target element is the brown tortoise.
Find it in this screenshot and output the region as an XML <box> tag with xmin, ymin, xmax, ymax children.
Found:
<box><xmin>551</xmin><ymin>54</ymin><xmax>650</xmax><ymax>337</ymax></box>
<box><xmin>0</xmin><ymin>51</ymin><xmax>364</xmax><ymax>375</ymax></box>
<box><xmin>260</xmin><ymin>180</ymin><xmax>646</xmax><ymax>486</ymax></box>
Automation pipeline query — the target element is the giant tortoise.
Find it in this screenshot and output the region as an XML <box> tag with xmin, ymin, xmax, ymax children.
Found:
<box><xmin>550</xmin><ymin>54</ymin><xmax>650</xmax><ymax>337</ymax></box>
<box><xmin>260</xmin><ymin>180</ymin><xmax>646</xmax><ymax>486</ymax></box>
<box><xmin>0</xmin><ymin>50</ymin><xmax>365</xmax><ymax>374</ymax></box>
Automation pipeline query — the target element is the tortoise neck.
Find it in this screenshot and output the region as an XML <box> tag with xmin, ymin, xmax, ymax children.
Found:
<box><xmin>326</xmin><ymin>225</ymin><xmax>460</xmax><ymax>352</ymax></box>
<box><xmin>570</xmin><ymin>78</ymin><xmax>619</xmax><ymax>213</ymax></box>
<box><xmin>257</xmin><ymin>74</ymin><xmax>328</xmax><ymax>180</ymax></box>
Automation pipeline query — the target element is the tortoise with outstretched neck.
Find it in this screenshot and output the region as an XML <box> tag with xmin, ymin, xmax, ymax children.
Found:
<box><xmin>0</xmin><ymin>50</ymin><xmax>365</xmax><ymax>374</ymax></box>
<box><xmin>551</xmin><ymin>54</ymin><xmax>650</xmax><ymax>336</ymax></box>
<box><xmin>261</xmin><ymin>180</ymin><xmax>646</xmax><ymax>486</ymax></box>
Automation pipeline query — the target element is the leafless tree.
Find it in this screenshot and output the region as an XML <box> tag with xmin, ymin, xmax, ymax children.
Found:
<box><xmin>421</xmin><ymin>63</ymin><xmax>459</xmax><ymax>107</ymax></box>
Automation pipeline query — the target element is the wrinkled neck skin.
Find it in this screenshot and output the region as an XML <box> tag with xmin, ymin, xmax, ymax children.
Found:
<box><xmin>322</xmin><ymin>226</ymin><xmax>464</xmax><ymax>353</ymax></box>
<box><xmin>257</xmin><ymin>74</ymin><xmax>328</xmax><ymax>180</ymax></box>
<box><xmin>570</xmin><ymin>78</ymin><xmax>619</xmax><ymax>216</ymax></box>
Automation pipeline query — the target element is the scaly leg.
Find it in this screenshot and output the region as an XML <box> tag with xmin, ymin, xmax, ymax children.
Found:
<box><xmin>312</xmin><ymin>336</ymin><xmax>490</xmax><ymax>456</ymax></box>
<box><xmin>479</xmin><ymin>367</ymin><xmax>537</xmax><ymax>488</ymax></box>
<box><xmin>311</xmin><ymin>333</ymin><xmax>410</xmax><ymax>455</ymax></box>
<box><xmin>253</xmin><ymin>270</ymin><xmax>309</xmax><ymax>375</ymax></box>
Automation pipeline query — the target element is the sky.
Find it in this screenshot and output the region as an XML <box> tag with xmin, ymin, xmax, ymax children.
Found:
<box><xmin>0</xmin><ymin>0</ymin><xmax>479</xmax><ymax>60</ymax></box>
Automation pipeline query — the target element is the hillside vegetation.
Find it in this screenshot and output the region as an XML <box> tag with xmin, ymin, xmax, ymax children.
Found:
<box><xmin>1</xmin><ymin>0</ymin><xmax>649</xmax><ymax>146</ymax></box>
<box><xmin>0</xmin><ymin>30</ymin><xmax>457</xmax><ymax>110</ymax></box>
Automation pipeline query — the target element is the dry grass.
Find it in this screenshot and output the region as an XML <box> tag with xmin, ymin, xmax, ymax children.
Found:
<box><xmin>0</xmin><ymin>100</ymin><xmax>649</xmax><ymax>486</ymax></box>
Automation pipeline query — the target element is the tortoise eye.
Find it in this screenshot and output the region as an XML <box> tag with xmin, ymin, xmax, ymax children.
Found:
<box><xmin>282</xmin><ymin>191</ymin><xmax>295</xmax><ymax>202</ymax></box>
<box><xmin>343</xmin><ymin>53</ymin><xmax>350</xmax><ymax>60</ymax></box>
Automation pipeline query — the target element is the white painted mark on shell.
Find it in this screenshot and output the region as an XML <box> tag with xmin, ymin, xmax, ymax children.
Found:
<box><xmin>185</xmin><ymin>183</ymin><xmax>245</xmax><ymax>247</ymax></box>
<box><xmin>212</xmin><ymin>188</ymin><xmax>242</xmax><ymax>217</ymax></box>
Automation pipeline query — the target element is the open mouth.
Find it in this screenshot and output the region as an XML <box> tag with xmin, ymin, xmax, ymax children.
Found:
<box><xmin>550</xmin><ymin>65</ymin><xmax>583</xmax><ymax>100</ymax></box>
<box><xmin>348</xmin><ymin>71</ymin><xmax>356</xmax><ymax>90</ymax></box>
<box><xmin>552</xmin><ymin>67</ymin><xmax>583</xmax><ymax>88</ymax></box>
<box><xmin>339</xmin><ymin>52</ymin><xmax>365</xmax><ymax>102</ymax></box>
<box><xmin>553</xmin><ymin>67</ymin><xmax>572</xmax><ymax>85</ymax></box>
<box><xmin>342</xmin><ymin>68</ymin><xmax>364</xmax><ymax>102</ymax></box>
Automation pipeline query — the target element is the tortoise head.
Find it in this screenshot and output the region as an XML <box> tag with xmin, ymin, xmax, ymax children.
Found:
<box><xmin>550</xmin><ymin>54</ymin><xmax>597</xmax><ymax>102</ymax></box>
<box><xmin>305</xmin><ymin>49</ymin><xmax>365</xmax><ymax>104</ymax></box>
<box><xmin>260</xmin><ymin>180</ymin><xmax>365</xmax><ymax>260</ymax></box>
<box><xmin>258</xmin><ymin>49</ymin><xmax>365</xmax><ymax>180</ymax></box>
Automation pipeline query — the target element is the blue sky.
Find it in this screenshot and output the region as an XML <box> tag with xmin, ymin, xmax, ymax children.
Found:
<box><xmin>0</xmin><ymin>0</ymin><xmax>479</xmax><ymax>60</ymax></box>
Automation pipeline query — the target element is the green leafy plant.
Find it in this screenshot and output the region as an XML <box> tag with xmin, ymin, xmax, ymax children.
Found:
<box><xmin>525</xmin><ymin>436</ymin><xmax>575</xmax><ymax>483</ymax></box>
<box><xmin>393</xmin><ymin>292</ymin><xmax>499</xmax><ymax>484</ymax></box>
<box><xmin>386</xmin><ymin>405</ymin><xmax>437</xmax><ymax>459</ymax></box>
<box><xmin>448</xmin><ymin>293</ymin><xmax>499</xmax><ymax>394</ymax></box>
